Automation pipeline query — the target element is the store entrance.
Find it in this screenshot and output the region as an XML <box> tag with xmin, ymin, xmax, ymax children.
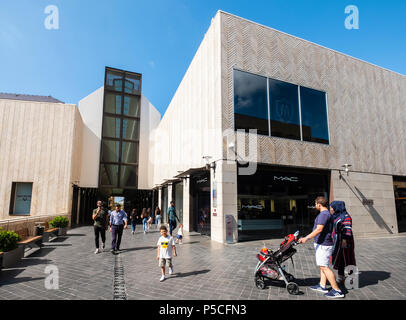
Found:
<box><xmin>394</xmin><ymin>177</ymin><xmax>406</xmax><ymax>233</ymax></box>
<box><xmin>237</xmin><ymin>165</ymin><xmax>330</xmax><ymax>241</ymax></box>
<box><xmin>191</xmin><ymin>171</ymin><xmax>211</xmax><ymax>236</ymax></box>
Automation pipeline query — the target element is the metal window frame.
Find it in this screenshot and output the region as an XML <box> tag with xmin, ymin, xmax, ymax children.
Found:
<box><xmin>99</xmin><ymin>67</ymin><xmax>142</xmax><ymax>189</ymax></box>
<box><xmin>8</xmin><ymin>182</ymin><xmax>33</xmax><ymax>216</ymax></box>
<box><xmin>232</xmin><ymin>67</ymin><xmax>330</xmax><ymax>145</ymax></box>
<box><xmin>232</xmin><ymin>67</ymin><xmax>270</xmax><ymax>136</ymax></box>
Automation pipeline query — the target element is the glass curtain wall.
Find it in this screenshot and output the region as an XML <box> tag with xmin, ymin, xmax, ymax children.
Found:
<box><xmin>100</xmin><ymin>67</ymin><xmax>142</xmax><ymax>189</ymax></box>
<box><xmin>233</xmin><ymin>69</ymin><xmax>329</xmax><ymax>144</ymax></box>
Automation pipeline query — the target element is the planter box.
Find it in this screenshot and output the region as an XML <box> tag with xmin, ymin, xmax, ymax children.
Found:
<box><xmin>2</xmin><ymin>246</ymin><xmax>24</xmax><ymax>268</ymax></box>
<box><xmin>58</xmin><ymin>228</ymin><xmax>67</xmax><ymax>236</ymax></box>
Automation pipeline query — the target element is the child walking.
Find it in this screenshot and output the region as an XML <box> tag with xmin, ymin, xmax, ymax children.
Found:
<box><xmin>156</xmin><ymin>225</ymin><xmax>177</xmax><ymax>282</ymax></box>
<box><xmin>175</xmin><ymin>224</ymin><xmax>184</xmax><ymax>244</ymax></box>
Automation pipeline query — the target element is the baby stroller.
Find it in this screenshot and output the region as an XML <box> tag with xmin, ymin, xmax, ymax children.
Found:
<box><xmin>254</xmin><ymin>231</ymin><xmax>300</xmax><ymax>295</ymax></box>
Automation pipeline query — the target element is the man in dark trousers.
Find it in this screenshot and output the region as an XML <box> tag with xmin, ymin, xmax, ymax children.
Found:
<box><xmin>109</xmin><ymin>204</ymin><xmax>128</xmax><ymax>254</ymax></box>
<box><xmin>92</xmin><ymin>200</ymin><xmax>109</xmax><ymax>254</ymax></box>
<box><xmin>167</xmin><ymin>201</ymin><xmax>180</xmax><ymax>236</ymax></box>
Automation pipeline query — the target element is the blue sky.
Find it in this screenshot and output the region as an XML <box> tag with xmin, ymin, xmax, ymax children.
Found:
<box><xmin>0</xmin><ymin>0</ymin><xmax>405</xmax><ymax>117</ymax></box>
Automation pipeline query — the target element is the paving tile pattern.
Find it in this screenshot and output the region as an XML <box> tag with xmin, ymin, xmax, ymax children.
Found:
<box><xmin>1</xmin><ymin>225</ymin><xmax>406</xmax><ymax>300</ymax></box>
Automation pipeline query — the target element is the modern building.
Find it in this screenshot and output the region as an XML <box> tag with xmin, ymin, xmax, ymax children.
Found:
<box><xmin>1</xmin><ymin>11</ymin><xmax>405</xmax><ymax>243</ymax></box>
<box><xmin>150</xmin><ymin>10</ymin><xmax>406</xmax><ymax>243</ymax></box>
<box><xmin>0</xmin><ymin>93</ymin><xmax>82</xmax><ymax>232</ymax></box>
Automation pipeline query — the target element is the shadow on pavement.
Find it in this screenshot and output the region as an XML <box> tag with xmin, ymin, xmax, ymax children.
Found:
<box><xmin>0</xmin><ymin>272</ymin><xmax>45</xmax><ymax>286</ymax></box>
<box><xmin>26</xmin><ymin>247</ymin><xmax>56</xmax><ymax>258</ymax></box>
<box><xmin>173</xmin><ymin>269</ymin><xmax>210</xmax><ymax>278</ymax></box>
<box><xmin>120</xmin><ymin>246</ymin><xmax>157</xmax><ymax>252</ymax></box>
<box><xmin>176</xmin><ymin>241</ymin><xmax>200</xmax><ymax>246</ymax></box>
<box><xmin>65</xmin><ymin>233</ymin><xmax>87</xmax><ymax>236</ymax></box>
<box><xmin>358</xmin><ymin>270</ymin><xmax>391</xmax><ymax>288</ymax></box>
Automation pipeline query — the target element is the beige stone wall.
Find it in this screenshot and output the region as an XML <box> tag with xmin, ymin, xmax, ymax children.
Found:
<box><xmin>331</xmin><ymin>170</ymin><xmax>398</xmax><ymax>237</ymax></box>
<box><xmin>152</xmin><ymin>13</ymin><xmax>223</xmax><ymax>186</ymax></box>
<box><xmin>0</xmin><ymin>99</ymin><xmax>81</xmax><ymax>232</ymax></box>
<box><xmin>219</xmin><ymin>11</ymin><xmax>406</xmax><ymax>176</ymax></box>
<box><xmin>210</xmin><ymin>160</ymin><xmax>238</xmax><ymax>243</ymax></box>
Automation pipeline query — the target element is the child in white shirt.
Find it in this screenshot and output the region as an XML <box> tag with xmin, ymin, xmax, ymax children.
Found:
<box><xmin>156</xmin><ymin>225</ymin><xmax>177</xmax><ymax>282</ymax></box>
<box><xmin>175</xmin><ymin>224</ymin><xmax>184</xmax><ymax>244</ymax></box>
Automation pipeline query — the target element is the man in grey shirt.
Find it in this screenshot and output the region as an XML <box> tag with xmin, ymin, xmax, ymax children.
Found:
<box><xmin>109</xmin><ymin>204</ymin><xmax>128</xmax><ymax>254</ymax></box>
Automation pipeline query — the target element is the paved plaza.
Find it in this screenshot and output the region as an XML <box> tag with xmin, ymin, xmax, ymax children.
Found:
<box><xmin>1</xmin><ymin>225</ymin><xmax>406</xmax><ymax>300</ymax></box>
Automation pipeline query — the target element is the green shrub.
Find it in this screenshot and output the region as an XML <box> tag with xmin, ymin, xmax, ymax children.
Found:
<box><xmin>0</xmin><ymin>230</ymin><xmax>22</xmax><ymax>252</ymax></box>
<box><xmin>49</xmin><ymin>216</ymin><xmax>69</xmax><ymax>229</ymax></box>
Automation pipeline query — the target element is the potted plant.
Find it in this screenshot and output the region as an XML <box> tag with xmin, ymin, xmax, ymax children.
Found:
<box><xmin>49</xmin><ymin>216</ymin><xmax>70</xmax><ymax>236</ymax></box>
<box><xmin>0</xmin><ymin>229</ymin><xmax>24</xmax><ymax>268</ymax></box>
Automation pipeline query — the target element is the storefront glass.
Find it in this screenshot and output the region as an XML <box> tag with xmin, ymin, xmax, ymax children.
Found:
<box><xmin>237</xmin><ymin>165</ymin><xmax>329</xmax><ymax>241</ymax></box>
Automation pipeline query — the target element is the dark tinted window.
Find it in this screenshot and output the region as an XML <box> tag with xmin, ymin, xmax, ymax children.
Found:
<box><xmin>124</xmin><ymin>75</ymin><xmax>141</xmax><ymax>94</ymax></box>
<box><xmin>100</xmin><ymin>164</ymin><xmax>119</xmax><ymax>186</ymax></box>
<box><xmin>121</xmin><ymin>142</ymin><xmax>139</xmax><ymax>164</ymax></box>
<box><xmin>105</xmin><ymin>71</ymin><xmax>123</xmax><ymax>92</ymax></box>
<box><xmin>234</xmin><ymin>70</ymin><xmax>269</xmax><ymax>135</ymax></box>
<box><xmin>101</xmin><ymin>140</ymin><xmax>120</xmax><ymax>163</ymax></box>
<box><xmin>104</xmin><ymin>92</ymin><xmax>122</xmax><ymax>114</ymax></box>
<box><xmin>120</xmin><ymin>165</ymin><xmax>138</xmax><ymax>187</ymax></box>
<box><xmin>122</xmin><ymin>119</ymin><xmax>140</xmax><ymax>141</ymax></box>
<box><xmin>269</xmin><ymin>79</ymin><xmax>300</xmax><ymax>140</ymax></box>
<box><xmin>123</xmin><ymin>95</ymin><xmax>140</xmax><ymax>117</ymax></box>
<box><xmin>102</xmin><ymin>116</ymin><xmax>121</xmax><ymax>139</ymax></box>
<box><xmin>300</xmin><ymin>87</ymin><xmax>329</xmax><ymax>144</ymax></box>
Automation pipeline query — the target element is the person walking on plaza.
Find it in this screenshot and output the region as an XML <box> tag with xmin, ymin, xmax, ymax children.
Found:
<box><xmin>147</xmin><ymin>208</ymin><xmax>153</xmax><ymax>231</ymax></box>
<box><xmin>175</xmin><ymin>223</ymin><xmax>184</xmax><ymax>244</ymax></box>
<box><xmin>109</xmin><ymin>204</ymin><xmax>128</xmax><ymax>254</ymax></box>
<box><xmin>156</xmin><ymin>225</ymin><xmax>177</xmax><ymax>282</ymax></box>
<box><xmin>330</xmin><ymin>201</ymin><xmax>356</xmax><ymax>284</ymax></box>
<box><xmin>167</xmin><ymin>201</ymin><xmax>180</xmax><ymax>236</ymax></box>
<box><xmin>298</xmin><ymin>196</ymin><xmax>344</xmax><ymax>298</ymax></box>
<box><xmin>130</xmin><ymin>209</ymin><xmax>138</xmax><ymax>235</ymax></box>
<box><xmin>141</xmin><ymin>208</ymin><xmax>148</xmax><ymax>234</ymax></box>
<box><xmin>155</xmin><ymin>207</ymin><xmax>161</xmax><ymax>227</ymax></box>
<box><xmin>92</xmin><ymin>200</ymin><xmax>109</xmax><ymax>254</ymax></box>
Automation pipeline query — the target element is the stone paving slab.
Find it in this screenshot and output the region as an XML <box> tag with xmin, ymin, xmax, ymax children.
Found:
<box><xmin>1</xmin><ymin>225</ymin><xmax>406</xmax><ymax>300</ymax></box>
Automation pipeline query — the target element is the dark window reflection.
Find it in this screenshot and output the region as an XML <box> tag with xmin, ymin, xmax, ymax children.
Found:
<box><xmin>121</xmin><ymin>142</ymin><xmax>139</xmax><ymax>164</ymax></box>
<box><xmin>234</xmin><ymin>70</ymin><xmax>269</xmax><ymax>135</ymax></box>
<box><xmin>124</xmin><ymin>75</ymin><xmax>141</xmax><ymax>94</ymax></box>
<box><xmin>120</xmin><ymin>165</ymin><xmax>138</xmax><ymax>187</ymax></box>
<box><xmin>101</xmin><ymin>140</ymin><xmax>120</xmax><ymax>163</ymax></box>
<box><xmin>105</xmin><ymin>71</ymin><xmax>123</xmax><ymax>92</ymax></box>
<box><xmin>269</xmin><ymin>79</ymin><xmax>300</xmax><ymax>140</ymax></box>
<box><xmin>104</xmin><ymin>93</ymin><xmax>122</xmax><ymax>114</ymax></box>
<box><xmin>100</xmin><ymin>164</ymin><xmax>119</xmax><ymax>186</ymax></box>
<box><xmin>122</xmin><ymin>119</ymin><xmax>140</xmax><ymax>141</ymax></box>
<box><xmin>123</xmin><ymin>95</ymin><xmax>140</xmax><ymax>117</ymax></box>
<box><xmin>300</xmin><ymin>87</ymin><xmax>329</xmax><ymax>144</ymax></box>
<box><xmin>102</xmin><ymin>116</ymin><xmax>121</xmax><ymax>139</ymax></box>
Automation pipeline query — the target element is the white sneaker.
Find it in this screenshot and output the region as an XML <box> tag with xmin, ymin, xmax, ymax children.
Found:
<box><xmin>169</xmin><ymin>267</ymin><xmax>174</xmax><ymax>275</ymax></box>
<box><xmin>160</xmin><ymin>275</ymin><xmax>166</xmax><ymax>282</ymax></box>
<box><xmin>94</xmin><ymin>248</ymin><xmax>100</xmax><ymax>254</ymax></box>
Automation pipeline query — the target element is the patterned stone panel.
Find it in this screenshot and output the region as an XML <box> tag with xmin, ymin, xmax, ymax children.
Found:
<box><xmin>220</xmin><ymin>12</ymin><xmax>406</xmax><ymax>176</ymax></box>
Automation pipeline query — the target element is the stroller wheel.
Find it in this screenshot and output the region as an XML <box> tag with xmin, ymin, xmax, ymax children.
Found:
<box><xmin>287</xmin><ymin>282</ymin><xmax>299</xmax><ymax>295</ymax></box>
<box><xmin>255</xmin><ymin>276</ymin><xmax>266</xmax><ymax>290</ymax></box>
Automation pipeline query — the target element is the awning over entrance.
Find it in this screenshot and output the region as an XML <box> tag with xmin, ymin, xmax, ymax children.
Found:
<box><xmin>174</xmin><ymin>167</ymin><xmax>207</xmax><ymax>179</ymax></box>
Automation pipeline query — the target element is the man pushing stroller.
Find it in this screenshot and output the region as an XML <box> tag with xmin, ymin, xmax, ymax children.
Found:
<box><xmin>298</xmin><ymin>196</ymin><xmax>344</xmax><ymax>298</ymax></box>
